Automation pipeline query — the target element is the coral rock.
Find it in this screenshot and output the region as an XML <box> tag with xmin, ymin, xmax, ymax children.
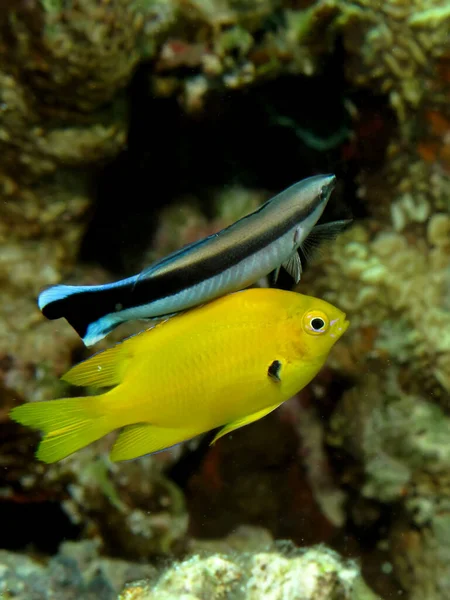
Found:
<box><xmin>119</xmin><ymin>545</ymin><xmax>378</xmax><ymax>600</ymax></box>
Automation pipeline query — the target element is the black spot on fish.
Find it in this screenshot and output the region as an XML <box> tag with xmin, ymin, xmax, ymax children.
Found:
<box><xmin>268</xmin><ymin>360</ymin><xmax>282</xmax><ymax>382</ymax></box>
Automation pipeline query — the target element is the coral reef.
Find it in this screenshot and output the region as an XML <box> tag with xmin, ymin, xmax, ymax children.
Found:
<box><xmin>1</xmin><ymin>0</ymin><xmax>450</xmax><ymax>599</ymax></box>
<box><xmin>149</xmin><ymin>0</ymin><xmax>450</xmax><ymax>129</ymax></box>
<box><xmin>0</xmin><ymin>0</ymin><xmax>142</xmax><ymax>406</ymax></box>
<box><xmin>0</xmin><ymin>437</ymin><xmax>189</xmax><ymax>560</ymax></box>
<box><xmin>119</xmin><ymin>544</ymin><xmax>377</xmax><ymax>600</ymax></box>
<box><xmin>298</xmin><ymin>148</ymin><xmax>450</xmax><ymax>597</ymax></box>
<box><xmin>151</xmin><ymin>0</ymin><xmax>341</xmax><ymax>112</ymax></box>
<box><xmin>306</xmin><ymin>196</ymin><xmax>450</xmax><ymax>398</ymax></box>
<box><xmin>4</xmin><ymin>0</ymin><xmax>448</xmax><ymax>405</ymax></box>
<box><xmin>338</xmin><ymin>0</ymin><xmax>450</xmax><ymax>128</ymax></box>
<box><xmin>0</xmin><ymin>540</ymin><xmax>157</xmax><ymax>600</ymax></box>
<box><xmin>0</xmin><ymin>534</ymin><xmax>376</xmax><ymax>600</ymax></box>
<box><xmin>327</xmin><ymin>376</ymin><xmax>450</xmax><ymax>600</ymax></box>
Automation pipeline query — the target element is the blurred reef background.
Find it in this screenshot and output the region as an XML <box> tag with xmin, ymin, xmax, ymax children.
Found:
<box><xmin>0</xmin><ymin>0</ymin><xmax>450</xmax><ymax>598</ymax></box>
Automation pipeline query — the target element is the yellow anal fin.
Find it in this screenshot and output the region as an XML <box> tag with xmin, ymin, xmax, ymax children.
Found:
<box><xmin>10</xmin><ymin>396</ymin><xmax>112</xmax><ymax>464</ymax></box>
<box><xmin>110</xmin><ymin>423</ymin><xmax>197</xmax><ymax>462</ymax></box>
<box><xmin>210</xmin><ymin>403</ymin><xmax>281</xmax><ymax>445</ymax></box>
<box><xmin>62</xmin><ymin>343</ymin><xmax>133</xmax><ymax>388</ymax></box>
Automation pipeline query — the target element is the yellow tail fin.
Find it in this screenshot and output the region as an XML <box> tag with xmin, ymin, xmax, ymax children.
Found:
<box><xmin>10</xmin><ymin>396</ymin><xmax>113</xmax><ymax>463</ymax></box>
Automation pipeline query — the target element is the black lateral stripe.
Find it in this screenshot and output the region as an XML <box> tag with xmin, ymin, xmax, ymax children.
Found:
<box><xmin>127</xmin><ymin>189</ymin><xmax>321</xmax><ymax>305</ymax></box>
<box><xmin>154</xmin><ymin>187</ymin><xmax>319</xmax><ymax>280</ymax></box>
<box><xmin>43</xmin><ymin>184</ymin><xmax>323</xmax><ymax>336</ymax></box>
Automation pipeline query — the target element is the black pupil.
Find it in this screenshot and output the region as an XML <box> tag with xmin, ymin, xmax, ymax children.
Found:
<box><xmin>311</xmin><ymin>317</ymin><xmax>324</xmax><ymax>330</ymax></box>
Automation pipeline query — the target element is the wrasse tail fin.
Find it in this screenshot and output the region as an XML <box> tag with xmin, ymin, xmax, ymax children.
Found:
<box><xmin>38</xmin><ymin>284</ymin><xmax>105</xmax><ymax>346</ymax></box>
<box><xmin>10</xmin><ymin>397</ymin><xmax>113</xmax><ymax>463</ymax></box>
<box><xmin>110</xmin><ymin>423</ymin><xmax>197</xmax><ymax>461</ymax></box>
<box><xmin>210</xmin><ymin>403</ymin><xmax>281</xmax><ymax>445</ymax></box>
<box><xmin>38</xmin><ymin>284</ymin><xmax>125</xmax><ymax>347</ymax></box>
<box><xmin>62</xmin><ymin>343</ymin><xmax>132</xmax><ymax>388</ymax></box>
<box><xmin>38</xmin><ymin>284</ymin><xmax>80</xmax><ymax>313</ymax></box>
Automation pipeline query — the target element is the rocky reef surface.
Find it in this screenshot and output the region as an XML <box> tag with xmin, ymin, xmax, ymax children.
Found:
<box><xmin>0</xmin><ymin>530</ymin><xmax>377</xmax><ymax>600</ymax></box>
<box><xmin>1</xmin><ymin>0</ymin><xmax>450</xmax><ymax>599</ymax></box>
<box><xmin>120</xmin><ymin>544</ymin><xmax>377</xmax><ymax>600</ymax></box>
<box><xmin>0</xmin><ymin>540</ymin><xmax>157</xmax><ymax>600</ymax></box>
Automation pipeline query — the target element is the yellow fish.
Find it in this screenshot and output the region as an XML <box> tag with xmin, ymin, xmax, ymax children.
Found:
<box><xmin>10</xmin><ymin>289</ymin><xmax>348</xmax><ymax>463</ymax></box>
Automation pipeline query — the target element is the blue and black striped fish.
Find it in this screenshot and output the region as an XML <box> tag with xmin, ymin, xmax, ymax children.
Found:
<box><xmin>39</xmin><ymin>174</ymin><xmax>344</xmax><ymax>346</ymax></box>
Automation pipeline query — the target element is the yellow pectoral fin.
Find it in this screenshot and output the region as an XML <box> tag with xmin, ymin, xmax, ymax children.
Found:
<box><xmin>210</xmin><ymin>403</ymin><xmax>282</xmax><ymax>446</ymax></box>
<box><xmin>110</xmin><ymin>423</ymin><xmax>199</xmax><ymax>462</ymax></box>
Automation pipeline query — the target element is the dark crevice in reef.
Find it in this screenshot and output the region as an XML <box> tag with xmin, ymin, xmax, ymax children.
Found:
<box><xmin>330</xmin><ymin>500</ymin><xmax>402</xmax><ymax>598</ymax></box>
<box><xmin>180</xmin><ymin>411</ymin><xmax>335</xmax><ymax>544</ymax></box>
<box><xmin>0</xmin><ymin>499</ymin><xmax>81</xmax><ymax>554</ymax></box>
<box><xmin>173</xmin><ymin>374</ymin><xmax>355</xmax><ymax>544</ymax></box>
<box><xmin>80</xmin><ymin>41</ymin><xmax>393</xmax><ymax>276</ymax></box>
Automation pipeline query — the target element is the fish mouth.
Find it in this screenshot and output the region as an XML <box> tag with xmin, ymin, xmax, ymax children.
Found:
<box><xmin>328</xmin><ymin>315</ymin><xmax>349</xmax><ymax>340</ymax></box>
<box><xmin>334</xmin><ymin>315</ymin><xmax>349</xmax><ymax>337</ymax></box>
<box><xmin>340</xmin><ymin>318</ymin><xmax>350</xmax><ymax>335</ymax></box>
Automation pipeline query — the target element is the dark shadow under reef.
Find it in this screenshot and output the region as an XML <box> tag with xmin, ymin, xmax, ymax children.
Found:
<box><xmin>81</xmin><ymin>39</ymin><xmax>392</xmax><ymax>276</ymax></box>
<box><xmin>0</xmin><ymin>499</ymin><xmax>81</xmax><ymax>554</ymax></box>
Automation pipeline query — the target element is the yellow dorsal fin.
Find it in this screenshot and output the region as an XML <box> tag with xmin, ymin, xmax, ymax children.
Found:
<box><xmin>62</xmin><ymin>343</ymin><xmax>133</xmax><ymax>388</ymax></box>
<box><xmin>210</xmin><ymin>403</ymin><xmax>281</xmax><ymax>445</ymax></box>
<box><xmin>62</xmin><ymin>320</ymin><xmax>171</xmax><ymax>388</ymax></box>
<box><xmin>110</xmin><ymin>423</ymin><xmax>198</xmax><ymax>461</ymax></box>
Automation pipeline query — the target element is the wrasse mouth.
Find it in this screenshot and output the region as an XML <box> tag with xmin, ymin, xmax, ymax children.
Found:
<box><xmin>319</xmin><ymin>174</ymin><xmax>336</xmax><ymax>205</ymax></box>
<box><xmin>324</xmin><ymin>174</ymin><xmax>337</xmax><ymax>194</ymax></box>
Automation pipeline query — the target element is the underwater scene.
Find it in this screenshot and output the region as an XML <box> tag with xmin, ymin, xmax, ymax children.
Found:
<box><xmin>1</xmin><ymin>0</ymin><xmax>450</xmax><ymax>599</ymax></box>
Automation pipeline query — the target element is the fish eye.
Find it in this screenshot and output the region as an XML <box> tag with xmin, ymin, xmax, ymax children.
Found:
<box><xmin>303</xmin><ymin>310</ymin><xmax>329</xmax><ymax>335</ymax></box>
<box><xmin>311</xmin><ymin>317</ymin><xmax>325</xmax><ymax>330</ymax></box>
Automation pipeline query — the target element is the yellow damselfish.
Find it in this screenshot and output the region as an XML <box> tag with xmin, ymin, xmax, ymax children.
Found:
<box><xmin>10</xmin><ymin>288</ymin><xmax>349</xmax><ymax>463</ymax></box>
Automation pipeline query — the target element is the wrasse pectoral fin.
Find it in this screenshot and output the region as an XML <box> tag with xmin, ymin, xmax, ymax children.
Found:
<box><xmin>300</xmin><ymin>219</ymin><xmax>353</xmax><ymax>263</ymax></box>
<box><xmin>282</xmin><ymin>251</ymin><xmax>302</xmax><ymax>283</ymax></box>
<box><xmin>268</xmin><ymin>360</ymin><xmax>282</xmax><ymax>382</ymax></box>
<box><xmin>110</xmin><ymin>423</ymin><xmax>197</xmax><ymax>461</ymax></box>
<box><xmin>210</xmin><ymin>403</ymin><xmax>282</xmax><ymax>445</ymax></box>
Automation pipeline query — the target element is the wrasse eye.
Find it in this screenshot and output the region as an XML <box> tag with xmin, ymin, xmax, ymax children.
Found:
<box><xmin>320</xmin><ymin>187</ymin><xmax>328</xmax><ymax>203</ymax></box>
<box><xmin>303</xmin><ymin>310</ymin><xmax>329</xmax><ymax>335</ymax></box>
